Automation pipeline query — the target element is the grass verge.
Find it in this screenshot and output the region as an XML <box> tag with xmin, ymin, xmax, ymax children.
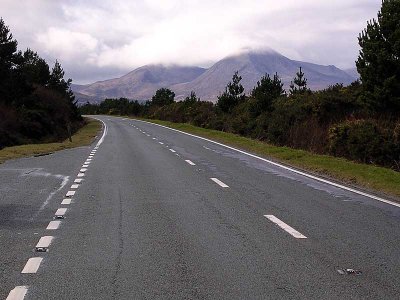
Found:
<box><xmin>136</xmin><ymin>118</ymin><xmax>400</xmax><ymax>199</ymax></box>
<box><xmin>0</xmin><ymin>117</ymin><xmax>102</xmax><ymax>164</ymax></box>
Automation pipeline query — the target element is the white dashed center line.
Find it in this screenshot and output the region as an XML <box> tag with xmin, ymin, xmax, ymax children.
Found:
<box><xmin>77</xmin><ymin>173</ymin><xmax>85</xmax><ymax>177</ymax></box>
<box><xmin>46</xmin><ymin>220</ymin><xmax>61</xmax><ymax>230</ymax></box>
<box><xmin>71</xmin><ymin>184</ymin><xmax>79</xmax><ymax>189</ymax></box>
<box><xmin>169</xmin><ymin>149</ymin><xmax>176</xmax><ymax>153</ymax></box>
<box><xmin>55</xmin><ymin>208</ymin><xmax>67</xmax><ymax>218</ymax></box>
<box><xmin>80</xmin><ymin>168</ymin><xmax>87</xmax><ymax>172</ymax></box>
<box><xmin>82</xmin><ymin>164</ymin><xmax>89</xmax><ymax>168</ymax></box>
<box><xmin>35</xmin><ymin>236</ymin><xmax>54</xmax><ymax>251</ymax></box>
<box><xmin>74</xmin><ymin>179</ymin><xmax>83</xmax><ymax>183</ymax></box>
<box><xmin>185</xmin><ymin>160</ymin><xmax>196</xmax><ymax>166</ymax></box>
<box><xmin>66</xmin><ymin>191</ymin><xmax>75</xmax><ymax>197</ymax></box>
<box><xmin>61</xmin><ymin>198</ymin><xmax>71</xmax><ymax>205</ymax></box>
<box><xmin>264</xmin><ymin>215</ymin><xmax>307</xmax><ymax>239</ymax></box>
<box><xmin>21</xmin><ymin>257</ymin><xmax>43</xmax><ymax>274</ymax></box>
<box><xmin>6</xmin><ymin>286</ymin><xmax>28</xmax><ymax>300</ymax></box>
<box><xmin>210</xmin><ymin>178</ymin><xmax>229</xmax><ymax>188</ymax></box>
<box><xmin>159</xmin><ymin>142</ymin><xmax>164</xmax><ymax>145</ymax></box>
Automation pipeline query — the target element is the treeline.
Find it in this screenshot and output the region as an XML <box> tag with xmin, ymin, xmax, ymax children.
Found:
<box><xmin>0</xmin><ymin>18</ymin><xmax>82</xmax><ymax>149</ymax></box>
<box><xmin>80</xmin><ymin>0</ymin><xmax>400</xmax><ymax>171</ymax></box>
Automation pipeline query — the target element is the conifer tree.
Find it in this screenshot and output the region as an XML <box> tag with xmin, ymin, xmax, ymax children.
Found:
<box><xmin>217</xmin><ymin>71</ymin><xmax>245</xmax><ymax>113</ymax></box>
<box><xmin>251</xmin><ymin>72</ymin><xmax>285</xmax><ymax>114</ymax></box>
<box><xmin>356</xmin><ymin>0</ymin><xmax>400</xmax><ymax>113</ymax></box>
<box><xmin>289</xmin><ymin>67</ymin><xmax>310</xmax><ymax>96</ymax></box>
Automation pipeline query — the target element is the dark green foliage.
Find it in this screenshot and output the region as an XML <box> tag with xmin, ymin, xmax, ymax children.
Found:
<box><xmin>183</xmin><ymin>91</ymin><xmax>199</xmax><ymax>104</ymax></box>
<box><xmin>250</xmin><ymin>73</ymin><xmax>286</xmax><ymax>115</ymax></box>
<box><xmin>356</xmin><ymin>0</ymin><xmax>400</xmax><ymax>113</ymax></box>
<box><xmin>0</xmin><ymin>18</ymin><xmax>82</xmax><ymax>149</ymax></box>
<box><xmin>151</xmin><ymin>88</ymin><xmax>175</xmax><ymax>106</ymax></box>
<box><xmin>328</xmin><ymin>119</ymin><xmax>399</xmax><ymax>167</ymax></box>
<box><xmin>217</xmin><ymin>71</ymin><xmax>245</xmax><ymax>113</ymax></box>
<box><xmin>289</xmin><ymin>67</ymin><xmax>310</xmax><ymax>96</ymax></box>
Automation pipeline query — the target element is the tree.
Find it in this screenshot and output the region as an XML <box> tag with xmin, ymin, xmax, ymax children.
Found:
<box><xmin>0</xmin><ymin>18</ymin><xmax>18</xmax><ymax>103</ymax></box>
<box><xmin>20</xmin><ymin>49</ymin><xmax>50</xmax><ymax>85</ymax></box>
<box><xmin>251</xmin><ymin>73</ymin><xmax>286</xmax><ymax>114</ymax></box>
<box><xmin>217</xmin><ymin>71</ymin><xmax>245</xmax><ymax>113</ymax></box>
<box><xmin>356</xmin><ymin>0</ymin><xmax>400</xmax><ymax>113</ymax></box>
<box><xmin>151</xmin><ymin>88</ymin><xmax>175</xmax><ymax>106</ymax></box>
<box><xmin>289</xmin><ymin>67</ymin><xmax>310</xmax><ymax>96</ymax></box>
<box><xmin>183</xmin><ymin>91</ymin><xmax>199</xmax><ymax>104</ymax></box>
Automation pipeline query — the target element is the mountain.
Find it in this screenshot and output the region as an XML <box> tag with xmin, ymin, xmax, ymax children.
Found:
<box><xmin>343</xmin><ymin>67</ymin><xmax>360</xmax><ymax>79</ymax></box>
<box><xmin>171</xmin><ymin>50</ymin><xmax>356</xmax><ymax>101</ymax></box>
<box><xmin>72</xmin><ymin>50</ymin><xmax>357</xmax><ymax>103</ymax></box>
<box><xmin>72</xmin><ymin>65</ymin><xmax>206</xmax><ymax>103</ymax></box>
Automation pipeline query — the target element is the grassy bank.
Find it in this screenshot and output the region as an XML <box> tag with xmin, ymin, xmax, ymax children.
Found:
<box><xmin>0</xmin><ymin>117</ymin><xmax>102</xmax><ymax>164</ymax></box>
<box><xmin>135</xmin><ymin>118</ymin><xmax>400</xmax><ymax>199</ymax></box>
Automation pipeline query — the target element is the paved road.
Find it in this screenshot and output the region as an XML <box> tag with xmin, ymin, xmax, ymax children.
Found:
<box><xmin>1</xmin><ymin>115</ymin><xmax>400</xmax><ymax>299</ymax></box>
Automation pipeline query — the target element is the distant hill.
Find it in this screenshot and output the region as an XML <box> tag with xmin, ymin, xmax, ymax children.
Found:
<box><xmin>72</xmin><ymin>50</ymin><xmax>357</xmax><ymax>103</ymax></box>
<box><xmin>343</xmin><ymin>67</ymin><xmax>360</xmax><ymax>79</ymax></box>
<box><xmin>72</xmin><ymin>65</ymin><xmax>206</xmax><ymax>103</ymax></box>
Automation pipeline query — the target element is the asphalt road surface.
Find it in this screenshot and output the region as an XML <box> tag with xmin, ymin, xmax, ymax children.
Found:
<box><xmin>1</xmin><ymin>115</ymin><xmax>400</xmax><ymax>300</ymax></box>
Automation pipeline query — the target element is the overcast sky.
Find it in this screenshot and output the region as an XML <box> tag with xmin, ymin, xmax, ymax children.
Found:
<box><xmin>1</xmin><ymin>0</ymin><xmax>381</xmax><ymax>84</ymax></box>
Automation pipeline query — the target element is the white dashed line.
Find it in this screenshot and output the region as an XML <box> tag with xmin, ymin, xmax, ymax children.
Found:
<box><xmin>82</xmin><ymin>164</ymin><xmax>89</xmax><ymax>168</ymax></box>
<box><xmin>61</xmin><ymin>198</ymin><xmax>72</xmax><ymax>205</ymax></box>
<box><xmin>169</xmin><ymin>149</ymin><xmax>176</xmax><ymax>153</ymax></box>
<box><xmin>86</xmin><ymin>158</ymin><xmax>92</xmax><ymax>161</ymax></box>
<box><xmin>210</xmin><ymin>178</ymin><xmax>229</xmax><ymax>188</ymax></box>
<box><xmin>80</xmin><ymin>168</ymin><xmax>87</xmax><ymax>172</ymax></box>
<box><xmin>264</xmin><ymin>215</ymin><xmax>307</xmax><ymax>239</ymax></box>
<box><xmin>66</xmin><ymin>191</ymin><xmax>75</xmax><ymax>197</ymax></box>
<box><xmin>84</xmin><ymin>161</ymin><xmax>91</xmax><ymax>164</ymax></box>
<box><xmin>185</xmin><ymin>160</ymin><xmax>196</xmax><ymax>166</ymax></box>
<box><xmin>88</xmin><ymin>156</ymin><xmax>93</xmax><ymax>158</ymax></box>
<box><xmin>35</xmin><ymin>236</ymin><xmax>54</xmax><ymax>251</ymax></box>
<box><xmin>21</xmin><ymin>257</ymin><xmax>43</xmax><ymax>274</ymax></box>
<box><xmin>71</xmin><ymin>184</ymin><xmax>79</xmax><ymax>189</ymax></box>
<box><xmin>74</xmin><ymin>179</ymin><xmax>83</xmax><ymax>183</ymax></box>
<box><xmin>152</xmin><ymin>137</ymin><xmax>156</xmax><ymax>140</ymax></box>
<box><xmin>46</xmin><ymin>220</ymin><xmax>61</xmax><ymax>230</ymax></box>
<box><xmin>77</xmin><ymin>173</ymin><xmax>85</xmax><ymax>177</ymax></box>
<box><xmin>6</xmin><ymin>286</ymin><xmax>28</xmax><ymax>300</ymax></box>
<box><xmin>55</xmin><ymin>208</ymin><xmax>67</xmax><ymax>218</ymax></box>
<box><xmin>159</xmin><ymin>142</ymin><xmax>164</xmax><ymax>145</ymax></box>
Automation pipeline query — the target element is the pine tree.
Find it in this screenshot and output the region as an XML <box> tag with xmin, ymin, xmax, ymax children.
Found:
<box><xmin>356</xmin><ymin>0</ymin><xmax>400</xmax><ymax>113</ymax></box>
<box><xmin>184</xmin><ymin>91</ymin><xmax>199</xmax><ymax>104</ymax></box>
<box><xmin>289</xmin><ymin>67</ymin><xmax>310</xmax><ymax>96</ymax></box>
<box><xmin>151</xmin><ymin>88</ymin><xmax>175</xmax><ymax>106</ymax></box>
<box><xmin>217</xmin><ymin>71</ymin><xmax>245</xmax><ymax>113</ymax></box>
<box><xmin>251</xmin><ymin>72</ymin><xmax>286</xmax><ymax>114</ymax></box>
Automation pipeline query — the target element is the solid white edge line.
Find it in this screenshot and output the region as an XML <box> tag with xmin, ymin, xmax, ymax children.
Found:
<box><xmin>185</xmin><ymin>160</ymin><xmax>196</xmax><ymax>166</ymax></box>
<box><xmin>134</xmin><ymin>119</ymin><xmax>400</xmax><ymax>208</ymax></box>
<box><xmin>46</xmin><ymin>220</ymin><xmax>61</xmax><ymax>230</ymax></box>
<box><xmin>6</xmin><ymin>286</ymin><xmax>28</xmax><ymax>300</ymax></box>
<box><xmin>264</xmin><ymin>215</ymin><xmax>307</xmax><ymax>239</ymax></box>
<box><xmin>21</xmin><ymin>257</ymin><xmax>43</xmax><ymax>273</ymax></box>
<box><xmin>210</xmin><ymin>177</ymin><xmax>229</xmax><ymax>188</ymax></box>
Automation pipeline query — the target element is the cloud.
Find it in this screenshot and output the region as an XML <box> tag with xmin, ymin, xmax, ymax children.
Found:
<box><xmin>0</xmin><ymin>0</ymin><xmax>382</xmax><ymax>83</ymax></box>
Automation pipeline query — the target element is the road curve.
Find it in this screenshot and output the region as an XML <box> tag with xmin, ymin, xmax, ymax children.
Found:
<box><xmin>1</xmin><ymin>115</ymin><xmax>400</xmax><ymax>299</ymax></box>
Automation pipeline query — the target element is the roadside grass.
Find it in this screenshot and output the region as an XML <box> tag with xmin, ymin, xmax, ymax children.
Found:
<box><xmin>133</xmin><ymin>117</ymin><xmax>400</xmax><ymax>199</ymax></box>
<box><xmin>0</xmin><ymin>117</ymin><xmax>102</xmax><ymax>164</ymax></box>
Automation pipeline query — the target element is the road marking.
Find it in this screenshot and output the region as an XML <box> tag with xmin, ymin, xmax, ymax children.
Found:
<box><xmin>66</xmin><ymin>191</ymin><xmax>75</xmax><ymax>197</ymax></box>
<box><xmin>152</xmin><ymin>137</ymin><xmax>156</xmax><ymax>140</ymax></box>
<box><xmin>91</xmin><ymin>118</ymin><xmax>108</xmax><ymax>147</ymax></box>
<box><xmin>55</xmin><ymin>208</ymin><xmax>67</xmax><ymax>218</ymax></box>
<box><xmin>80</xmin><ymin>168</ymin><xmax>87</xmax><ymax>172</ymax></box>
<box><xmin>169</xmin><ymin>149</ymin><xmax>176</xmax><ymax>153</ymax></box>
<box><xmin>87</xmin><ymin>158</ymin><xmax>92</xmax><ymax>161</ymax></box>
<box><xmin>84</xmin><ymin>161</ymin><xmax>91</xmax><ymax>164</ymax></box>
<box><xmin>74</xmin><ymin>178</ymin><xmax>83</xmax><ymax>183</ymax></box>
<box><xmin>47</xmin><ymin>220</ymin><xmax>61</xmax><ymax>230</ymax></box>
<box><xmin>77</xmin><ymin>173</ymin><xmax>85</xmax><ymax>177</ymax></box>
<box><xmin>21</xmin><ymin>257</ymin><xmax>43</xmax><ymax>274</ymax></box>
<box><xmin>159</xmin><ymin>142</ymin><xmax>164</xmax><ymax>145</ymax></box>
<box><xmin>88</xmin><ymin>155</ymin><xmax>93</xmax><ymax>158</ymax></box>
<box><xmin>71</xmin><ymin>184</ymin><xmax>79</xmax><ymax>189</ymax></box>
<box><xmin>6</xmin><ymin>286</ymin><xmax>28</xmax><ymax>300</ymax></box>
<box><xmin>210</xmin><ymin>178</ymin><xmax>229</xmax><ymax>188</ymax></box>
<box><xmin>185</xmin><ymin>160</ymin><xmax>196</xmax><ymax>166</ymax></box>
<box><xmin>264</xmin><ymin>215</ymin><xmax>307</xmax><ymax>239</ymax></box>
<box><xmin>61</xmin><ymin>198</ymin><xmax>71</xmax><ymax>205</ymax></box>
<box><xmin>82</xmin><ymin>164</ymin><xmax>89</xmax><ymax>168</ymax></box>
<box><xmin>35</xmin><ymin>236</ymin><xmax>53</xmax><ymax>251</ymax></box>
<box><xmin>146</xmin><ymin>134</ymin><xmax>150</xmax><ymax>136</ymax></box>
<box><xmin>135</xmin><ymin>119</ymin><xmax>400</xmax><ymax>208</ymax></box>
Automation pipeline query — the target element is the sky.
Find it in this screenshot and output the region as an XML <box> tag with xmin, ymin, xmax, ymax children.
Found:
<box><xmin>1</xmin><ymin>0</ymin><xmax>381</xmax><ymax>84</ymax></box>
